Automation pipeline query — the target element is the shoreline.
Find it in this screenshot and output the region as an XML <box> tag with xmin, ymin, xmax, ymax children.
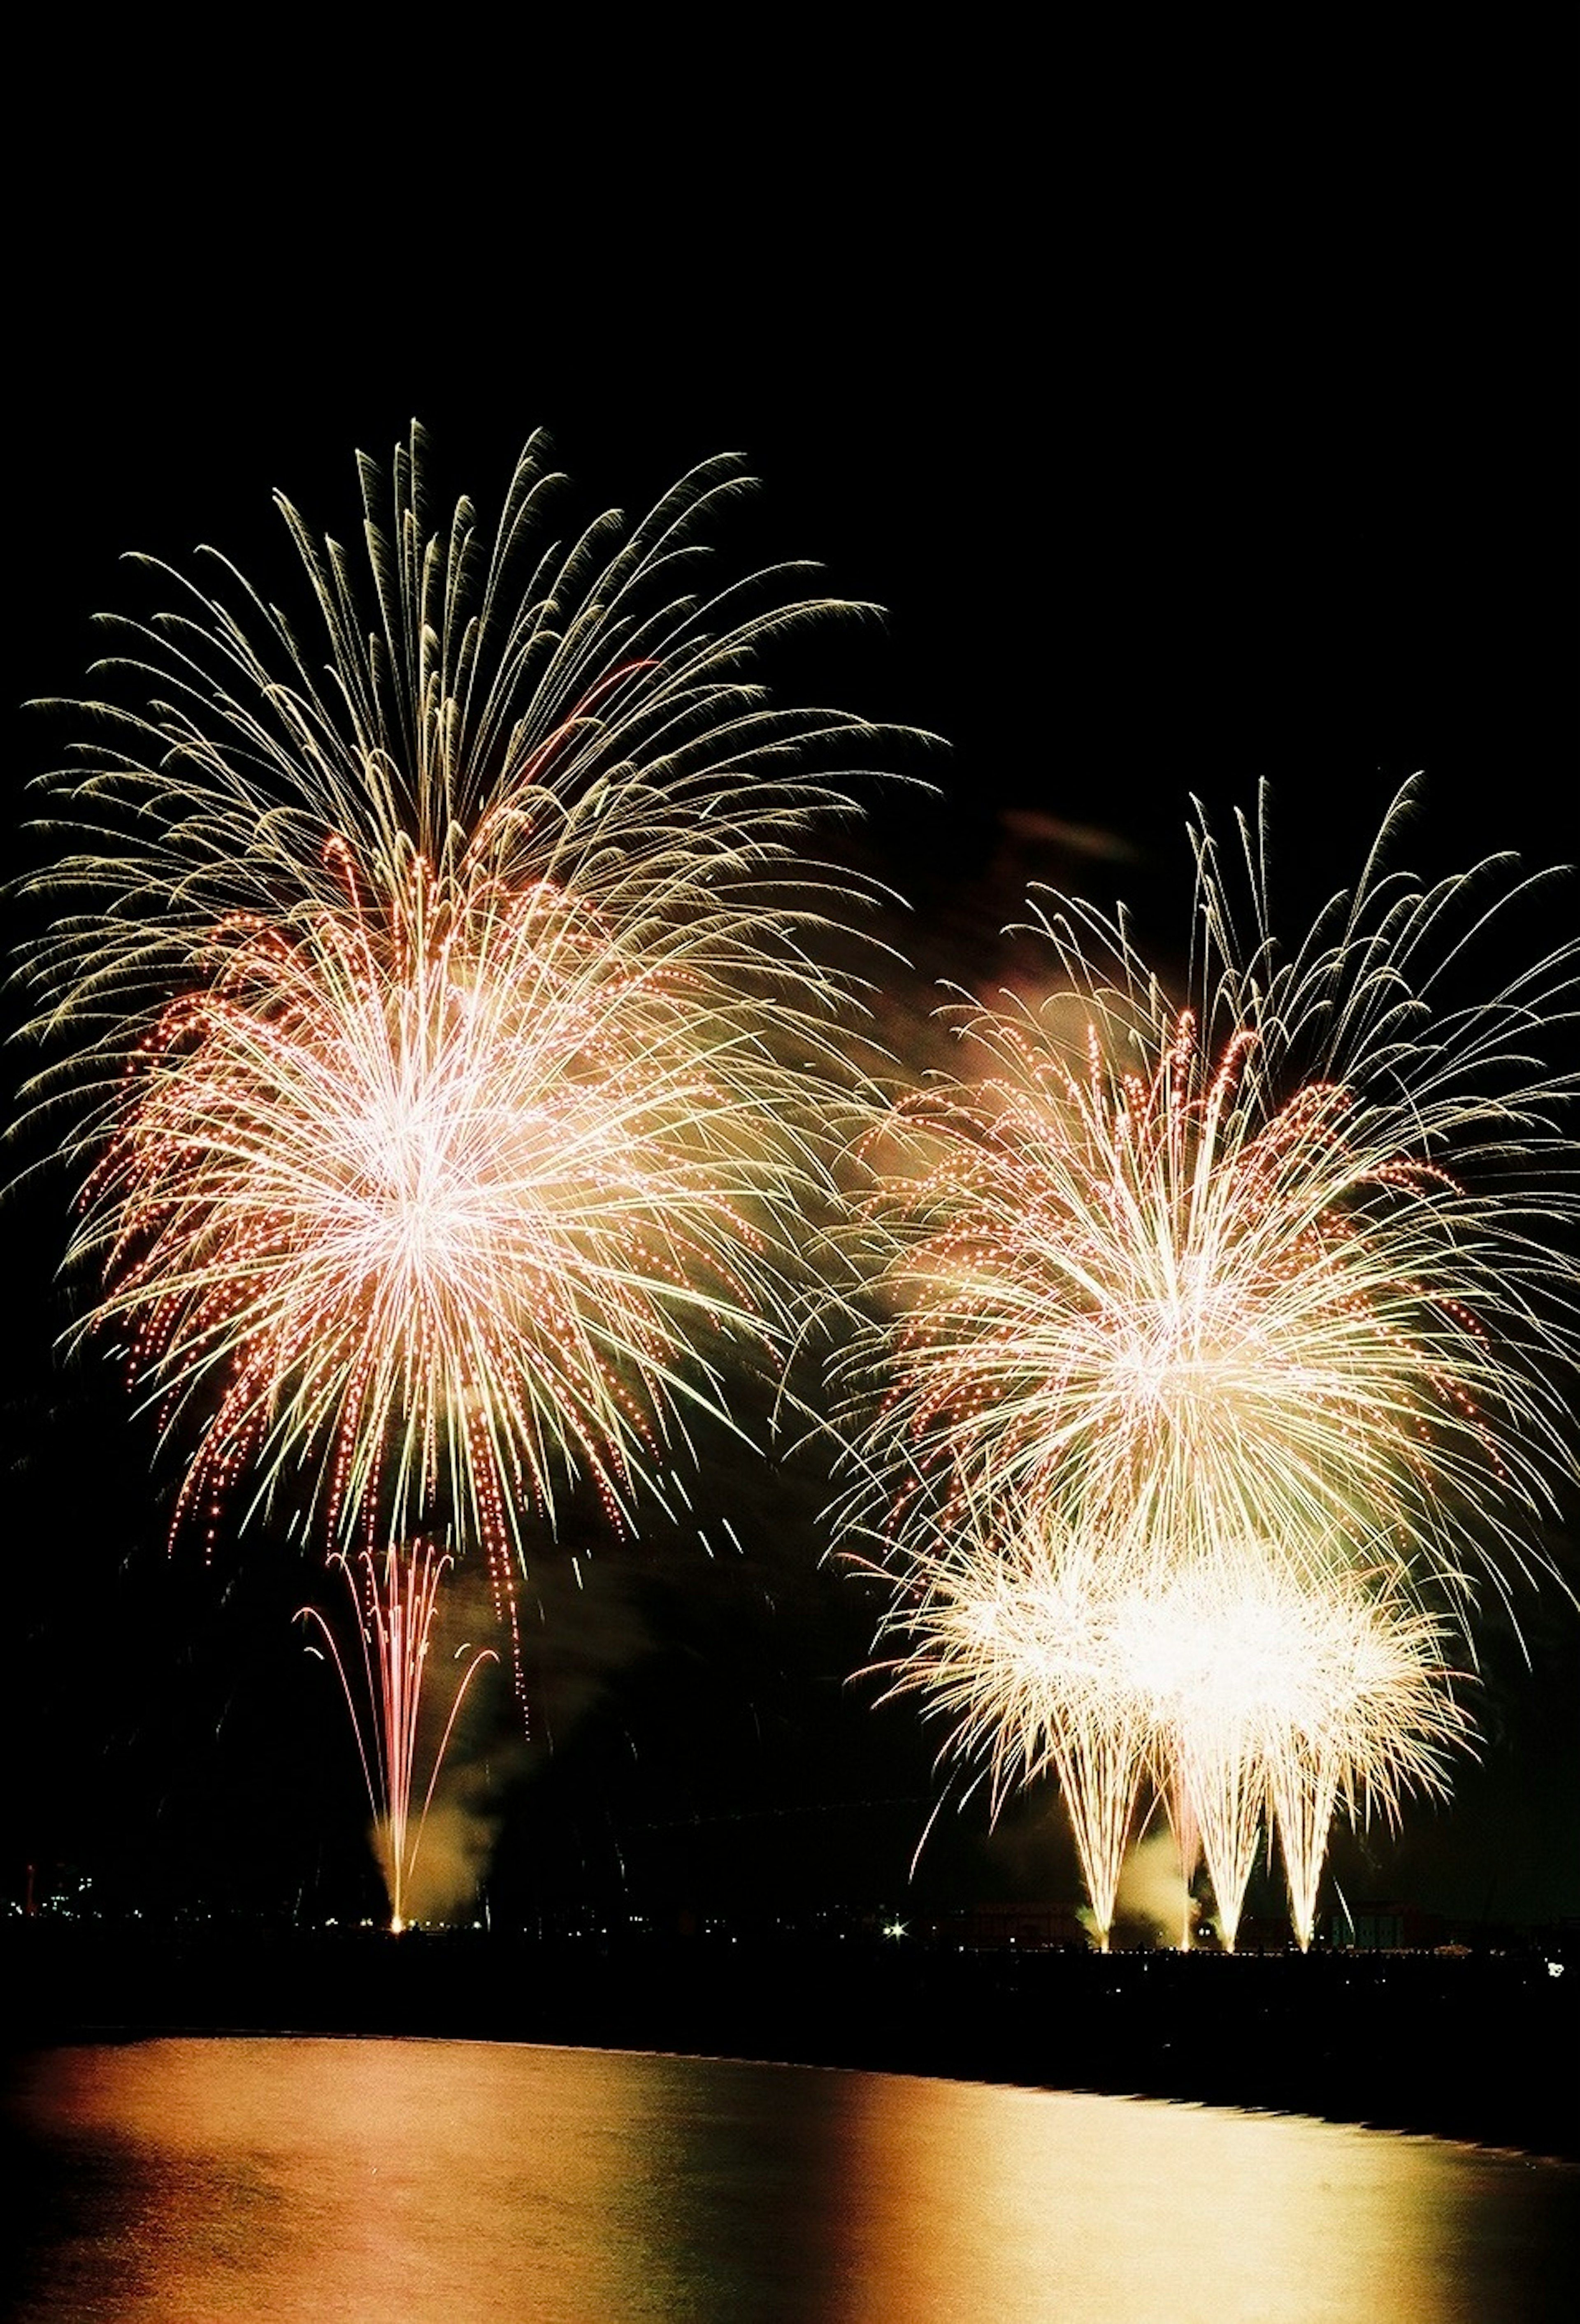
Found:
<box><xmin>7</xmin><ymin>1922</ymin><xmax>1575</xmax><ymax>2162</ymax></box>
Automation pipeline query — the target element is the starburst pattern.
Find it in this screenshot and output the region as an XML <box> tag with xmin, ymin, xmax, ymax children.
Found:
<box><xmin>21</xmin><ymin>428</ymin><xmax>902</xmax><ymax>1578</ymax></box>
<box><xmin>837</xmin><ymin>791</ymin><xmax>1578</xmax><ymax>1615</ymax></box>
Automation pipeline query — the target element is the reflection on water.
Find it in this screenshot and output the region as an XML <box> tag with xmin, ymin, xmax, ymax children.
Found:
<box><xmin>2</xmin><ymin>2038</ymin><xmax>1574</xmax><ymax>2323</ymax></box>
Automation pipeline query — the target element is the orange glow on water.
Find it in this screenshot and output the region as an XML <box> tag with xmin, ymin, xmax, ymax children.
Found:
<box><xmin>9</xmin><ymin>2040</ymin><xmax>1571</xmax><ymax>2322</ymax></box>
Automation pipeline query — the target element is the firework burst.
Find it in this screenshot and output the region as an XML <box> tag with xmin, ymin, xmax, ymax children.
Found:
<box><xmin>16</xmin><ymin>427</ymin><xmax>912</xmax><ymax>1926</ymax></box>
<box><xmin>872</xmin><ymin>1519</ymin><xmax>1152</xmax><ymax>1948</ymax></box>
<box><xmin>21</xmin><ymin>427</ymin><xmax>901</xmax><ymax>1574</ymax></box>
<box><xmin>1114</xmin><ymin>1549</ymin><xmax>1469</xmax><ymax>1950</ymax></box>
<box><xmin>78</xmin><ymin>841</ymin><xmax>815</xmax><ymax>1569</ymax></box>
<box><xmin>836</xmin><ymin>789</ymin><xmax>1578</xmax><ymax>1621</ymax></box>
<box><xmin>838</xmin><ymin>791</ymin><xmax>1575</xmax><ymax>1939</ymax></box>
<box><xmin>877</xmin><ymin>1512</ymin><xmax>1469</xmax><ymax>1949</ymax></box>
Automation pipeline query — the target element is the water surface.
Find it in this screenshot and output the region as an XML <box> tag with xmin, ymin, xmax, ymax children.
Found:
<box><xmin>3</xmin><ymin>2038</ymin><xmax>1573</xmax><ymax>2322</ymax></box>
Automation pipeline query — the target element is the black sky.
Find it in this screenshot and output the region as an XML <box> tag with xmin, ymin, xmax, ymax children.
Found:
<box><xmin>4</xmin><ymin>24</ymin><xmax>1575</xmax><ymax>1928</ymax></box>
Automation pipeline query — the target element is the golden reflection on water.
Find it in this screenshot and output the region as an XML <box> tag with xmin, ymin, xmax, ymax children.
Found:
<box><xmin>825</xmin><ymin>2072</ymin><xmax>1572</xmax><ymax>2324</ymax></box>
<box><xmin>4</xmin><ymin>2039</ymin><xmax>1573</xmax><ymax>2323</ymax></box>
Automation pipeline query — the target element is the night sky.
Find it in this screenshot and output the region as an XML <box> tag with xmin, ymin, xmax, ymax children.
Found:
<box><xmin>4</xmin><ymin>25</ymin><xmax>1575</xmax><ymax>1936</ymax></box>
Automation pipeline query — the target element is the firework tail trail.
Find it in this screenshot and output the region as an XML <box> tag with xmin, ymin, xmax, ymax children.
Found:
<box><xmin>300</xmin><ymin>1542</ymin><xmax>497</xmax><ymax>1930</ymax></box>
